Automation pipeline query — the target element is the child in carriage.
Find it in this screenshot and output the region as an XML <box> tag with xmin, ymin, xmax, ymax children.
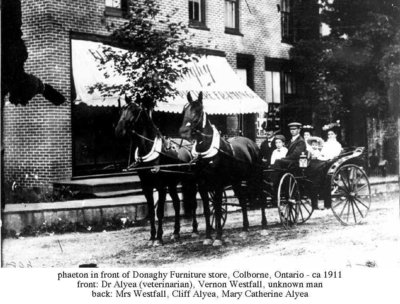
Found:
<box><xmin>270</xmin><ymin>135</ymin><xmax>288</xmax><ymax>165</ymax></box>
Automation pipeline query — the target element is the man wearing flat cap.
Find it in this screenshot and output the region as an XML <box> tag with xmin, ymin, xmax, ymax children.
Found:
<box><xmin>260</xmin><ymin>122</ymin><xmax>277</xmax><ymax>166</ymax></box>
<box><xmin>270</xmin><ymin>122</ymin><xmax>307</xmax><ymax>194</ymax></box>
<box><xmin>284</xmin><ymin>122</ymin><xmax>307</xmax><ymax>161</ymax></box>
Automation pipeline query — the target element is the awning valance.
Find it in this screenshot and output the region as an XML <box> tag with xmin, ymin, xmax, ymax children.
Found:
<box><xmin>71</xmin><ymin>39</ymin><xmax>268</xmax><ymax>114</ymax></box>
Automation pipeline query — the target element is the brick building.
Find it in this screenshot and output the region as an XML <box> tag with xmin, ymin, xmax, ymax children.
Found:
<box><xmin>3</xmin><ymin>0</ymin><xmax>303</xmax><ymax>190</ymax></box>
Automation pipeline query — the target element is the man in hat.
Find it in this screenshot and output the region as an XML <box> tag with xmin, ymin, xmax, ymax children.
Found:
<box><xmin>260</xmin><ymin>122</ymin><xmax>277</xmax><ymax>166</ymax></box>
<box><xmin>283</xmin><ymin>122</ymin><xmax>307</xmax><ymax>161</ymax></box>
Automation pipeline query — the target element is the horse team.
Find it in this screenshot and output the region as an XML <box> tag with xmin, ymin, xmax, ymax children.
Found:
<box><xmin>115</xmin><ymin>92</ymin><xmax>268</xmax><ymax>247</ymax></box>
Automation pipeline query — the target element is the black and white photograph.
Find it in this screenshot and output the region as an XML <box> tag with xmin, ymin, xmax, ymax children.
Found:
<box><xmin>1</xmin><ymin>0</ymin><xmax>399</xmax><ymax>303</ymax></box>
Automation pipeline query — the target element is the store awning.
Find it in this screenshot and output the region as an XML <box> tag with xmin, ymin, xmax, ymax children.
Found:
<box><xmin>71</xmin><ymin>39</ymin><xmax>268</xmax><ymax>114</ymax></box>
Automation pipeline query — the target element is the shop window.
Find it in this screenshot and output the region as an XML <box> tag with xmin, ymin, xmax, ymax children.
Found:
<box><xmin>284</xmin><ymin>72</ymin><xmax>296</xmax><ymax>95</ymax></box>
<box><xmin>265</xmin><ymin>70</ymin><xmax>281</xmax><ymax>104</ymax></box>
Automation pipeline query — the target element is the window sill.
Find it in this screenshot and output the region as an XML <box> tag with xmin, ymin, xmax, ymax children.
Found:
<box><xmin>224</xmin><ymin>28</ymin><xmax>243</xmax><ymax>36</ymax></box>
<box><xmin>104</xmin><ymin>7</ymin><xmax>127</xmax><ymax>18</ymax></box>
<box><xmin>189</xmin><ymin>23</ymin><xmax>210</xmax><ymax>31</ymax></box>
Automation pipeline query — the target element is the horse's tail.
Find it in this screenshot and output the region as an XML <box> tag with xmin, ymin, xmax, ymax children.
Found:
<box><xmin>181</xmin><ymin>179</ymin><xmax>197</xmax><ymax>217</ymax></box>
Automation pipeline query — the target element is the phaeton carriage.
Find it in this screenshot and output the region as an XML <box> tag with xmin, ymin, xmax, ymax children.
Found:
<box><xmin>115</xmin><ymin>92</ymin><xmax>372</xmax><ymax>246</ymax></box>
<box><xmin>208</xmin><ymin>146</ymin><xmax>371</xmax><ymax>229</ymax></box>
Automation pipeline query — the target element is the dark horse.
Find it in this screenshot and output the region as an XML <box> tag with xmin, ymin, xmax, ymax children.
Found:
<box><xmin>179</xmin><ymin>92</ymin><xmax>267</xmax><ymax>246</ymax></box>
<box><xmin>115</xmin><ymin>96</ymin><xmax>202</xmax><ymax>246</ymax></box>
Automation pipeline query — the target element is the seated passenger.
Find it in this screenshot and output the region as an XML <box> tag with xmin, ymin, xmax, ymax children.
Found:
<box><xmin>307</xmin><ymin>122</ymin><xmax>342</xmax><ymax>210</ymax></box>
<box><xmin>260</xmin><ymin>123</ymin><xmax>278</xmax><ymax>166</ymax></box>
<box><xmin>270</xmin><ymin>135</ymin><xmax>288</xmax><ymax>165</ymax></box>
<box><xmin>306</xmin><ymin>136</ymin><xmax>324</xmax><ymax>160</ymax></box>
<box><xmin>301</xmin><ymin>125</ymin><xmax>314</xmax><ymax>152</ymax></box>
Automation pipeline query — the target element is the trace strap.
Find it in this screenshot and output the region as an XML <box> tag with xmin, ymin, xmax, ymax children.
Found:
<box><xmin>135</xmin><ymin>136</ymin><xmax>163</xmax><ymax>163</ymax></box>
<box><xmin>192</xmin><ymin>125</ymin><xmax>220</xmax><ymax>159</ymax></box>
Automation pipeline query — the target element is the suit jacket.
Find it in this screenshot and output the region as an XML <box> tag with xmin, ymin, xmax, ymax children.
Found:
<box><xmin>285</xmin><ymin>136</ymin><xmax>306</xmax><ymax>160</ymax></box>
<box><xmin>260</xmin><ymin>137</ymin><xmax>277</xmax><ymax>165</ymax></box>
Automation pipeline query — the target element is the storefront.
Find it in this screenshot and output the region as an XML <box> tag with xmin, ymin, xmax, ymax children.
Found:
<box><xmin>71</xmin><ymin>39</ymin><xmax>268</xmax><ymax>176</ymax></box>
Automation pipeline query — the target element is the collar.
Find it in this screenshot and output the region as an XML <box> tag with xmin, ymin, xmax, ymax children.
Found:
<box><xmin>135</xmin><ymin>136</ymin><xmax>163</xmax><ymax>163</ymax></box>
<box><xmin>291</xmin><ymin>134</ymin><xmax>300</xmax><ymax>142</ymax></box>
<box><xmin>192</xmin><ymin>125</ymin><xmax>220</xmax><ymax>159</ymax></box>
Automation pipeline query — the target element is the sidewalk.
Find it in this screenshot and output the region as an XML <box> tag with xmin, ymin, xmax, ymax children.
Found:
<box><xmin>1</xmin><ymin>175</ymin><xmax>398</xmax><ymax>234</ymax></box>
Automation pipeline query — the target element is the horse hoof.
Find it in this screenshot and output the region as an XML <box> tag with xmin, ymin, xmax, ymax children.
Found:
<box><xmin>191</xmin><ymin>232</ymin><xmax>200</xmax><ymax>238</ymax></box>
<box><xmin>153</xmin><ymin>240</ymin><xmax>163</xmax><ymax>247</ymax></box>
<box><xmin>203</xmin><ymin>238</ymin><xmax>213</xmax><ymax>245</ymax></box>
<box><xmin>147</xmin><ymin>240</ymin><xmax>155</xmax><ymax>246</ymax></box>
<box><xmin>261</xmin><ymin>224</ymin><xmax>268</xmax><ymax>230</ymax></box>
<box><xmin>239</xmin><ymin>231</ymin><xmax>249</xmax><ymax>238</ymax></box>
<box><xmin>171</xmin><ymin>234</ymin><xmax>180</xmax><ymax>241</ymax></box>
<box><xmin>212</xmin><ymin>239</ymin><xmax>223</xmax><ymax>247</ymax></box>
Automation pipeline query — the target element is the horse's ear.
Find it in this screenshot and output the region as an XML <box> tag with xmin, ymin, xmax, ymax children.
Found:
<box><xmin>198</xmin><ymin>92</ymin><xmax>203</xmax><ymax>105</ymax></box>
<box><xmin>125</xmin><ymin>95</ymin><xmax>131</xmax><ymax>105</ymax></box>
<box><xmin>187</xmin><ymin>92</ymin><xmax>193</xmax><ymax>103</ymax></box>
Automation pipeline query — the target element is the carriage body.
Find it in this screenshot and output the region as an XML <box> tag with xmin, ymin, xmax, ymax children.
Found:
<box><xmin>275</xmin><ymin>146</ymin><xmax>372</xmax><ymax>226</ymax></box>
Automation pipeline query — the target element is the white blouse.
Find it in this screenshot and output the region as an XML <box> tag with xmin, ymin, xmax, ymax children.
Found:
<box><xmin>318</xmin><ymin>139</ymin><xmax>342</xmax><ymax>161</ymax></box>
<box><xmin>270</xmin><ymin>147</ymin><xmax>288</xmax><ymax>165</ymax></box>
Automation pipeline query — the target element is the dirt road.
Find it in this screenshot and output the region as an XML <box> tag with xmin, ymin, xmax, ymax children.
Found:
<box><xmin>2</xmin><ymin>194</ymin><xmax>399</xmax><ymax>268</ymax></box>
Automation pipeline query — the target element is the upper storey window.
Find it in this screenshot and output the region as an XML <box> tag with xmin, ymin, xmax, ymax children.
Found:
<box><xmin>105</xmin><ymin>0</ymin><xmax>128</xmax><ymax>17</ymax></box>
<box><xmin>189</xmin><ymin>0</ymin><xmax>206</xmax><ymax>28</ymax></box>
<box><xmin>281</xmin><ymin>0</ymin><xmax>294</xmax><ymax>43</ymax></box>
<box><xmin>225</xmin><ymin>0</ymin><xmax>240</xmax><ymax>35</ymax></box>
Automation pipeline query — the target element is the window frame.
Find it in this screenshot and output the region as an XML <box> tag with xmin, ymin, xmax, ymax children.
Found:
<box><xmin>224</xmin><ymin>0</ymin><xmax>242</xmax><ymax>35</ymax></box>
<box><xmin>104</xmin><ymin>0</ymin><xmax>128</xmax><ymax>18</ymax></box>
<box><xmin>189</xmin><ymin>0</ymin><xmax>208</xmax><ymax>29</ymax></box>
<box><xmin>281</xmin><ymin>0</ymin><xmax>294</xmax><ymax>43</ymax></box>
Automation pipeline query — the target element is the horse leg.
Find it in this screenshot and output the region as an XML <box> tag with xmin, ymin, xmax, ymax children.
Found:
<box><xmin>168</xmin><ymin>183</ymin><xmax>181</xmax><ymax>241</ymax></box>
<box><xmin>199</xmin><ymin>183</ymin><xmax>212</xmax><ymax>245</ymax></box>
<box><xmin>142</xmin><ymin>185</ymin><xmax>156</xmax><ymax>245</ymax></box>
<box><xmin>233</xmin><ymin>183</ymin><xmax>249</xmax><ymax>234</ymax></box>
<box><xmin>212</xmin><ymin>188</ymin><xmax>223</xmax><ymax>247</ymax></box>
<box><xmin>261</xmin><ymin>207</ymin><xmax>267</xmax><ymax>228</ymax></box>
<box><xmin>191</xmin><ymin>192</ymin><xmax>199</xmax><ymax>236</ymax></box>
<box><xmin>183</xmin><ymin>180</ymin><xmax>199</xmax><ymax>236</ymax></box>
<box><xmin>154</xmin><ymin>187</ymin><xmax>167</xmax><ymax>246</ymax></box>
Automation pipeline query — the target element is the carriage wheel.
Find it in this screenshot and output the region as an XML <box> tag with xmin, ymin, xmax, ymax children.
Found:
<box><xmin>297</xmin><ymin>197</ymin><xmax>314</xmax><ymax>224</ymax></box>
<box><xmin>277</xmin><ymin>173</ymin><xmax>300</xmax><ymax>228</ymax></box>
<box><xmin>209</xmin><ymin>190</ymin><xmax>228</xmax><ymax>229</ymax></box>
<box><xmin>330</xmin><ymin>164</ymin><xmax>371</xmax><ymax>225</ymax></box>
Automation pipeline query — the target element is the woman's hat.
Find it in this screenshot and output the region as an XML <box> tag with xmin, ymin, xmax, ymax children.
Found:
<box><xmin>274</xmin><ymin>134</ymin><xmax>286</xmax><ymax>142</ymax></box>
<box><xmin>322</xmin><ymin>120</ymin><xmax>341</xmax><ymax>133</ymax></box>
<box><xmin>302</xmin><ymin>125</ymin><xmax>314</xmax><ymax>131</ymax></box>
<box><xmin>306</xmin><ymin>136</ymin><xmax>324</xmax><ymax>147</ymax></box>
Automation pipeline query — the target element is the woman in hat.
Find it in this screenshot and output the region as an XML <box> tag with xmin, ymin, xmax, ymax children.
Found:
<box><xmin>302</xmin><ymin>125</ymin><xmax>314</xmax><ymax>152</ymax></box>
<box><xmin>306</xmin><ymin>136</ymin><xmax>324</xmax><ymax>159</ymax></box>
<box><xmin>270</xmin><ymin>135</ymin><xmax>287</xmax><ymax>165</ymax></box>
<box><xmin>318</xmin><ymin>122</ymin><xmax>342</xmax><ymax>161</ymax></box>
<box><xmin>306</xmin><ymin>122</ymin><xmax>342</xmax><ymax>210</ymax></box>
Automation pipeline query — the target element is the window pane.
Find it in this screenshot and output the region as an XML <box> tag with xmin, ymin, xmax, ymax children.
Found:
<box><xmin>225</xmin><ymin>1</ymin><xmax>236</xmax><ymax>28</ymax></box>
<box><xmin>272</xmin><ymin>71</ymin><xmax>281</xmax><ymax>103</ymax></box>
<box><xmin>189</xmin><ymin>0</ymin><xmax>203</xmax><ymax>22</ymax></box>
<box><xmin>105</xmin><ymin>0</ymin><xmax>121</xmax><ymax>9</ymax></box>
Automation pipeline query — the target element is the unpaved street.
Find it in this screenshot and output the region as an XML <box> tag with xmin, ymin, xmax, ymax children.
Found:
<box><xmin>2</xmin><ymin>194</ymin><xmax>400</xmax><ymax>268</ymax></box>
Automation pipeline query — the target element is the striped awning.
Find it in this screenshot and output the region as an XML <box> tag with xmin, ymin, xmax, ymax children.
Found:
<box><xmin>71</xmin><ymin>39</ymin><xmax>268</xmax><ymax>114</ymax></box>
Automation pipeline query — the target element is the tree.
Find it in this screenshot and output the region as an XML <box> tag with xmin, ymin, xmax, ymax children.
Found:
<box><xmin>290</xmin><ymin>0</ymin><xmax>400</xmax><ymax>129</ymax></box>
<box><xmin>90</xmin><ymin>0</ymin><xmax>195</xmax><ymax>109</ymax></box>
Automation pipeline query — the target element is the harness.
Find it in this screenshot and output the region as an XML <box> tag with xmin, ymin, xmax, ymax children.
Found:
<box><xmin>134</xmin><ymin>136</ymin><xmax>163</xmax><ymax>163</ymax></box>
<box><xmin>192</xmin><ymin>125</ymin><xmax>220</xmax><ymax>159</ymax></box>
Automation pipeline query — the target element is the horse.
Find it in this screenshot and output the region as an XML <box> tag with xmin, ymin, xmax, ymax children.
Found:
<box><xmin>115</xmin><ymin>95</ymin><xmax>203</xmax><ymax>246</ymax></box>
<box><xmin>179</xmin><ymin>92</ymin><xmax>267</xmax><ymax>246</ymax></box>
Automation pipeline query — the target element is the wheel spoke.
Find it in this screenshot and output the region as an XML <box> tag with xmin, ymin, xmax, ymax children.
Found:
<box><xmin>346</xmin><ymin>199</ymin><xmax>351</xmax><ymax>222</ymax></box>
<box><xmin>351</xmin><ymin>200</ymin><xmax>357</xmax><ymax>223</ymax></box>
<box><xmin>339</xmin><ymin>173</ymin><xmax>350</xmax><ymax>192</ymax></box>
<box><xmin>300</xmin><ymin>201</ymin><xmax>312</xmax><ymax>214</ymax></box>
<box><xmin>338</xmin><ymin>200</ymin><xmax>349</xmax><ymax>218</ymax></box>
<box><xmin>332</xmin><ymin>199</ymin><xmax>346</xmax><ymax>209</ymax></box>
<box><xmin>353</xmin><ymin>199</ymin><xmax>366</xmax><ymax>218</ymax></box>
<box><xmin>354</xmin><ymin>197</ymin><xmax>369</xmax><ymax>210</ymax></box>
<box><xmin>355</xmin><ymin>183</ymin><xmax>368</xmax><ymax>193</ymax></box>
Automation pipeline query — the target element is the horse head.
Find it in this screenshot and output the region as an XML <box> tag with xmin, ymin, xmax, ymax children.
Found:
<box><xmin>115</xmin><ymin>94</ymin><xmax>144</xmax><ymax>137</ymax></box>
<box><xmin>179</xmin><ymin>92</ymin><xmax>204</xmax><ymax>141</ymax></box>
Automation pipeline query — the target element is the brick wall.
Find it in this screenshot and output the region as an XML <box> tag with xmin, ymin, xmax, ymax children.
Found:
<box><xmin>3</xmin><ymin>0</ymin><xmax>290</xmax><ymax>189</ymax></box>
